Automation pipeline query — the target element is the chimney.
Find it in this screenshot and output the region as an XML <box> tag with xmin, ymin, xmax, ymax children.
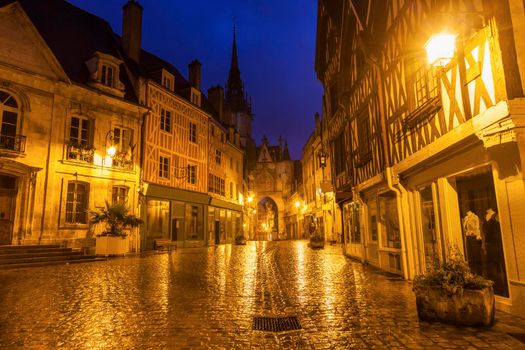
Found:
<box><xmin>122</xmin><ymin>1</ymin><xmax>143</xmax><ymax>63</ymax></box>
<box><xmin>314</xmin><ymin>112</ymin><xmax>321</xmax><ymax>133</ymax></box>
<box><xmin>189</xmin><ymin>60</ymin><xmax>202</xmax><ymax>90</ymax></box>
<box><xmin>208</xmin><ymin>85</ymin><xmax>224</xmax><ymax>122</ymax></box>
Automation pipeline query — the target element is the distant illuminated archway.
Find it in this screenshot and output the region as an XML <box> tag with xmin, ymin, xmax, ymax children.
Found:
<box><xmin>256</xmin><ymin>197</ymin><xmax>278</xmax><ymax>240</ymax></box>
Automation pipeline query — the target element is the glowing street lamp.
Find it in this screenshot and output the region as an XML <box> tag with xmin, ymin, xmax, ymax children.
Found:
<box><xmin>106</xmin><ymin>145</ymin><xmax>117</xmax><ymax>157</ymax></box>
<box><xmin>425</xmin><ymin>33</ymin><xmax>456</xmax><ymax>67</ymax></box>
<box><xmin>294</xmin><ymin>201</ymin><xmax>301</xmax><ymax>208</ymax></box>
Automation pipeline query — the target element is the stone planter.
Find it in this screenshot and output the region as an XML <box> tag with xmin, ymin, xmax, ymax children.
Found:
<box><xmin>235</xmin><ymin>236</ymin><xmax>247</xmax><ymax>245</ymax></box>
<box><xmin>95</xmin><ymin>236</ymin><xmax>129</xmax><ymax>256</ymax></box>
<box><xmin>415</xmin><ymin>286</ymin><xmax>495</xmax><ymax>326</ymax></box>
<box><xmin>309</xmin><ymin>240</ymin><xmax>325</xmax><ymax>249</ymax></box>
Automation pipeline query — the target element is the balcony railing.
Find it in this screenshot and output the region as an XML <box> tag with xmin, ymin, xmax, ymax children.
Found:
<box><xmin>112</xmin><ymin>152</ymin><xmax>134</xmax><ymax>170</ymax></box>
<box><xmin>0</xmin><ymin>134</ymin><xmax>26</xmax><ymax>152</ymax></box>
<box><xmin>66</xmin><ymin>143</ymin><xmax>95</xmax><ymax>163</ymax></box>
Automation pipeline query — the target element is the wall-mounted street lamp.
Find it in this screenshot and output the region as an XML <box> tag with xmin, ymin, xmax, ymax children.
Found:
<box><xmin>294</xmin><ymin>200</ymin><xmax>301</xmax><ymax>209</ymax></box>
<box><xmin>105</xmin><ymin>130</ymin><xmax>117</xmax><ymax>158</ymax></box>
<box><xmin>424</xmin><ymin>33</ymin><xmax>456</xmax><ymax>67</ymax></box>
<box><xmin>318</xmin><ymin>150</ymin><xmax>327</xmax><ymax>168</ymax></box>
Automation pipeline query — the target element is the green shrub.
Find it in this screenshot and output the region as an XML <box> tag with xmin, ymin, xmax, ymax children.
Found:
<box><xmin>90</xmin><ymin>201</ymin><xmax>143</xmax><ymax>237</ymax></box>
<box><xmin>413</xmin><ymin>247</ymin><xmax>493</xmax><ymax>296</ymax></box>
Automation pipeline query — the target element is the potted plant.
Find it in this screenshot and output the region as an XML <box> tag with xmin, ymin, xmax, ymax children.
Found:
<box><xmin>91</xmin><ymin>201</ymin><xmax>143</xmax><ymax>256</ymax></box>
<box><xmin>309</xmin><ymin>231</ymin><xmax>325</xmax><ymax>249</ymax></box>
<box><xmin>235</xmin><ymin>233</ymin><xmax>246</xmax><ymax>245</ymax></box>
<box><xmin>413</xmin><ymin>248</ymin><xmax>495</xmax><ymax>326</ymax></box>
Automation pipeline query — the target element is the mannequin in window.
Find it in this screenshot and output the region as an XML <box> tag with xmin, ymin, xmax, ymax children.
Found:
<box><xmin>483</xmin><ymin>208</ymin><xmax>507</xmax><ymax>296</ymax></box>
<box><xmin>462</xmin><ymin>210</ymin><xmax>482</xmax><ymax>275</ymax></box>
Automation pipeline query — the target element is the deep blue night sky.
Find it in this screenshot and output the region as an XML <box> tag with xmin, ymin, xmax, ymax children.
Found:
<box><xmin>68</xmin><ymin>0</ymin><xmax>322</xmax><ymax>160</ymax></box>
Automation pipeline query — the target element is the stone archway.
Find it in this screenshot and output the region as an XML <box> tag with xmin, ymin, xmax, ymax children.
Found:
<box><xmin>256</xmin><ymin>197</ymin><xmax>278</xmax><ymax>240</ymax></box>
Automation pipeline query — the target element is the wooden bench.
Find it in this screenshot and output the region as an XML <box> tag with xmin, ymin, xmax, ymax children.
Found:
<box><xmin>154</xmin><ymin>239</ymin><xmax>177</xmax><ymax>251</ymax></box>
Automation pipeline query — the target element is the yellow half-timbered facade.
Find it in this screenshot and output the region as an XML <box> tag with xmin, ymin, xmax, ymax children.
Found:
<box><xmin>316</xmin><ymin>0</ymin><xmax>525</xmax><ymax>317</ymax></box>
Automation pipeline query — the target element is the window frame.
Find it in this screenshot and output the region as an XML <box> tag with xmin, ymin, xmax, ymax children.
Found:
<box><xmin>65</xmin><ymin>181</ymin><xmax>89</xmax><ymax>225</ymax></box>
<box><xmin>187</xmin><ymin>164</ymin><xmax>197</xmax><ymax>185</ymax></box>
<box><xmin>159</xmin><ymin>156</ymin><xmax>170</xmax><ymax>179</ymax></box>
<box><xmin>160</xmin><ymin>108</ymin><xmax>172</xmax><ymax>133</ymax></box>
<box><xmin>100</xmin><ymin>63</ymin><xmax>116</xmax><ymax>88</ymax></box>
<box><xmin>112</xmin><ymin>185</ymin><xmax>129</xmax><ymax>205</ymax></box>
<box><xmin>189</xmin><ymin>122</ymin><xmax>197</xmax><ymax>143</ymax></box>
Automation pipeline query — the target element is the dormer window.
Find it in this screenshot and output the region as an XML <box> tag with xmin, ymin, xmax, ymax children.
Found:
<box><xmin>190</xmin><ymin>87</ymin><xmax>201</xmax><ymax>107</ymax></box>
<box><xmin>85</xmin><ymin>52</ymin><xmax>125</xmax><ymax>97</ymax></box>
<box><xmin>161</xmin><ymin>69</ymin><xmax>174</xmax><ymax>91</ymax></box>
<box><xmin>101</xmin><ymin>64</ymin><xmax>115</xmax><ymax>87</ymax></box>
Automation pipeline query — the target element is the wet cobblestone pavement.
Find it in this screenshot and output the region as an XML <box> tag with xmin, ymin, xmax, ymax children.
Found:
<box><xmin>1</xmin><ymin>241</ymin><xmax>525</xmax><ymax>349</ymax></box>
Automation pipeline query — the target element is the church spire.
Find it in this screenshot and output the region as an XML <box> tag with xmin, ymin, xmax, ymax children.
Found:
<box><xmin>227</xmin><ymin>19</ymin><xmax>242</xmax><ymax>98</ymax></box>
<box><xmin>283</xmin><ymin>141</ymin><xmax>291</xmax><ymax>161</ymax></box>
<box><xmin>226</xmin><ymin>19</ymin><xmax>251</xmax><ymax>115</ymax></box>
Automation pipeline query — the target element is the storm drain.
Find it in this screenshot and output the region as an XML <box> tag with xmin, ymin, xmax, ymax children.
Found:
<box><xmin>252</xmin><ymin>316</ymin><xmax>302</xmax><ymax>332</ymax></box>
<box><xmin>509</xmin><ymin>333</ymin><xmax>525</xmax><ymax>344</ymax></box>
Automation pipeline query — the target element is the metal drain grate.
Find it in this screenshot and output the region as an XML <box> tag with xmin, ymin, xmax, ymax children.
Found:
<box><xmin>252</xmin><ymin>316</ymin><xmax>302</xmax><ymax>332</ymax></box>
<box><xmin>509</xmin><ymin>333</ymin><xmax>525</xmax><ymax>344</ymax></box>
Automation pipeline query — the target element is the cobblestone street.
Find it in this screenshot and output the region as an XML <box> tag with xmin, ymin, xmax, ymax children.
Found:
<box><xmin>0</xmin><ymin>241</ymin><xmax>524</xmax><ymax>349</ymax></box>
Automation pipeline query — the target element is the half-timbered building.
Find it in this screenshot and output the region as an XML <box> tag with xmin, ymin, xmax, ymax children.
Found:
<box><xmin>316</xmin><ymin>0</ymin><xmax>525</xmax><ymax>317</ymax></box>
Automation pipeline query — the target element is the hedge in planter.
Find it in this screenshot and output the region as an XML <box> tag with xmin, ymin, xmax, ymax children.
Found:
<box><xmin>413</xmin><ymin>249</ymin><xmax>495</xmax><ymax>326</ymax></box>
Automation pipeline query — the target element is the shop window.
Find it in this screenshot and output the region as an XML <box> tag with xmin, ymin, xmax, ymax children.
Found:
<box><xmin>65</xmin><ymin>181</ymin><xmax>89</xmax><ymax>224</ymax></box>
<box><xmin>146</xmin><ymin>200</ymin><xmax>170</xmax><ymax>240</ymax></box>
<box><xmin>419</xmin><ymin>185</ymin><xmax>441</xmax><ymax>269</ymax></box>
<box><xmin>345</xmin><ymin>202</ymin><xmax>360</xmax><ymax>243</ymax></box>
<box><xmin>378</xmin><ymin>191</ymin><xmax>401</xmax><ymax>249</ymax></box>
<box><xmin>185</xmin><ymin>205</ymin><xmax>203</xmax><ymax>240</ymax></box>
<box><xmin>455</xmin><ymin>167</ymin><xmax>509</xmax><ymax>297</ymax></box>
<box><xmin>160</xmin><ymin>108</ymin><xmax>171</xmax><ymax>133</ymax></box>
<box><xmin>112</xmin><ymin>186</ymin><xmax>129</xmax><ymax>205</ymax></box>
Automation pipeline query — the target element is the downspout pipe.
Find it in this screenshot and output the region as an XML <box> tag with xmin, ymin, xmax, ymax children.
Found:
<box><xmin>385</xmin><ymin>167</ymin><xmax>410</xmax><ymax>280</ymax></box>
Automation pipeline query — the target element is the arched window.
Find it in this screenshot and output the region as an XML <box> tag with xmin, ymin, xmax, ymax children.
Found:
<box><xmin>0</xmin><ymin>90</ymin><xmax>20</xmax><ymax>151</ymax></box>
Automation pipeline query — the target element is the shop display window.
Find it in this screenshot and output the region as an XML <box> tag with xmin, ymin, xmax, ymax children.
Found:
<box><xmin>455</xmin><ymin>167</ymin><xmax>508</xmax><ymax>297</ymax></box>
<box><xmin>378</xmin><ymin>192</ymin><xmax>401</xmax><ymax>249</ymax></box>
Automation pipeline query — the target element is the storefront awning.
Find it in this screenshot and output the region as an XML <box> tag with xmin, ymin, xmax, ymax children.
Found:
<box><xmin>145</xmin><ymin>183</ymin><xmax>210</xmax><ymax>205</ymax></box>
<box><xmin>209</xmin><ymin>197</ymin><xmax>243</xmax><ymax>212</ymax></box>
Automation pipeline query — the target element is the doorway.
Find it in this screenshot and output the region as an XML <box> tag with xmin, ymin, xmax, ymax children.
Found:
<box><xmin>0</xmin><ymin>175</ymin><xmax>16</xmax><ymax>245</ymax></box>
<box><xmin>214</xmin><ymin>221</ymin><xmax>220</xmax><ymax>245</ymax></box>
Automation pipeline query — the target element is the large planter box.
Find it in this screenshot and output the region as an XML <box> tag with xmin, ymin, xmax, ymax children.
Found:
<box><xmin>416</xmin><ymin>287</ymin><xmax>495</xmax><ymax>326</ymax></box>
<box><xmin>95</xmin><ymin>236</ymin><xmax>129</xmax><ymax>256</ymax></box>
<box><xmin>309</xmin><ymin>240</ymin><xmax>325</xmax><ymax>249</ymax></box>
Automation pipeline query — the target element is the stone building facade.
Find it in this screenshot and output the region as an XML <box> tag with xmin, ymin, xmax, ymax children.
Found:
<box><xmin>248</xmin><ymin>136</ymin><xmax>300</xmax><ymax>240</ymax></box>
<box><xmin>0</xmin><ymin>0</ymin><xmax>146</xmax><ymax>250</ymax></box>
